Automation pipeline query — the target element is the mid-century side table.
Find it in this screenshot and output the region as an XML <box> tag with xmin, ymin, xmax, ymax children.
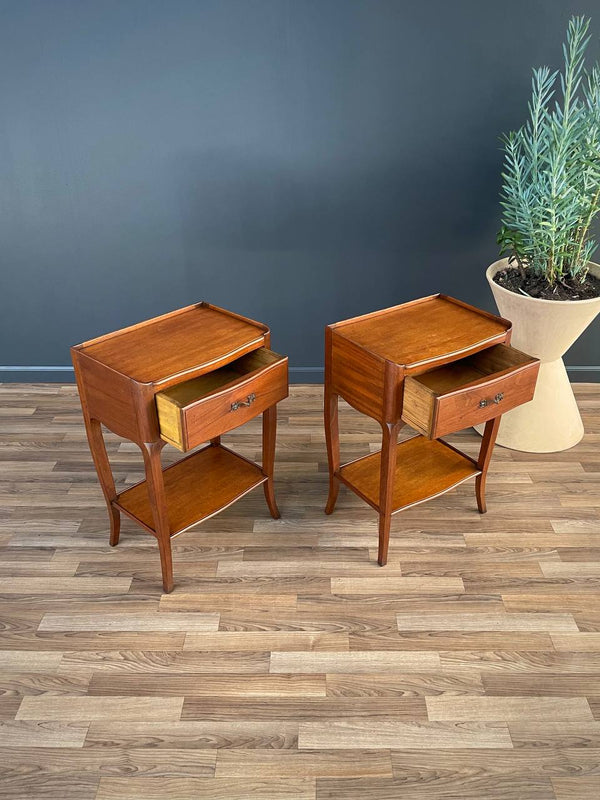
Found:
<box><xmin>72</xmin><ymin>302</ymin><xmax>288</xmax><ymax>592</ymax></box>
<box><xmin>324</xmin><ymin>295</ymin><xmax>540</xmax><ymax>565</ymax></box>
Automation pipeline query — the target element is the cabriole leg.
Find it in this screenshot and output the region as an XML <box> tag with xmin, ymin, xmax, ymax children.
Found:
<box><xmin>85</xmin><ymin>418</ymin><xmax>121</xmax><ymax>547</ymax></box>
<box><xmin>324</xmin><ymin>388</ymin><xmax>340</xmax><ymax>515</ymax></box>
<box><xmin>476</xmin><ymin>416</ymin><xmax>502</xmax><ymax>514</ymax></box>
<box><xmin>141</xmin><ymin>440</ymin><xmax>174</xmax><ymax>593</ymax></box>
<box><xmin>262</xmin><ymin>405</ymin><xmax>280</xmax><ymax>519</ymax></box>
<box><xmin>377</xmin><ymin>421</ymin><xmax>402</xmax><ymax>566</ymax></box>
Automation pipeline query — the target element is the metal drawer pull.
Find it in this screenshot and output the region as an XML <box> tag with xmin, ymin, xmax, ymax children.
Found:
<box><xmin>231</xmin><ymin>393</ymin><xmax>256</xmax><ymax>412</ymax></box>
<box><xmin>479</xmin><ymin>392</ymin><xmax>504</xmax><ymax>410</ymax></box>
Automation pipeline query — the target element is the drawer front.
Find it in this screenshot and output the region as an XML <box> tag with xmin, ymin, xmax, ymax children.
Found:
<box><xmin>432</xmin><ymin>362</ymin><xmax>538</xmax><ymax>438</ymax></box>
<box><xmin>157</xmin><ymin>352</ymin><xmax>288</xmax><ymax>451</ymax></box>
<box><xmin>402</xmin><ymin>346</ymin><xmax>539</xmax><ymax>439</ymax></box>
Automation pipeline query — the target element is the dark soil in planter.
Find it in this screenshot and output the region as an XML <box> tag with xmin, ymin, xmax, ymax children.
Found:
<box><xmin>493</xmin><ymin>267</ymin><xmax>600</xmax><ymax>301</ymax></box>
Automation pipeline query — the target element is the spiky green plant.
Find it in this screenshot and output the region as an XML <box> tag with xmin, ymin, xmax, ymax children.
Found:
<box><xmin>498</xmin><ymin>16</ymin><xmax>600</xmax><ymax>286</ymax></box>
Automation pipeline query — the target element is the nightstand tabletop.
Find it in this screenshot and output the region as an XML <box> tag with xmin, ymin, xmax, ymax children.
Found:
<box><xmin>75</xmin><ymin>303</ymin><xmax>267</xmax><ymax>385</ymax></box>
<box><xmin>333</xmin><ymin>294</ymin><xmax>510</xmax><ymax>370</ymax></box>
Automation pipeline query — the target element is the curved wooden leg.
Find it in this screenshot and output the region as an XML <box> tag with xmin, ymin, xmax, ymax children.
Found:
<box><xmin>262</xmin><ymin>405</ymin><xmax>280</xmax><ymax>519</ymax></box>
<box><xmin>84</xmin><ymin>418</ymin><xmax>121</xmax><ymax>546</ymax></box>
<box><xmin>378</xmin><ymin>515</ymin><xmax>392</xmax><ymax>567</ymax></box>
<box><xmin>140</xmin><ymin>440</ymin><xmax>174</xmax><ymax>593</ymax></box>
<box><xmin>325</xmin><ymin>483</ymin><xmax>340</xmax><ymax>515</ymax></box>
<box><xmin>476</xmin><ymin>416</ymin><xmax>501</xmax><ymax>515</ymax></box>
<box><xmin>108</xmin><ymin>506</ymin><xmax>121</xmax><ymax>547</ymax></box>
<box><xmin>324</xmin><ymin>388</ymin><xmax>340</xmax><ymax>515</ymax></box>
<box><xmin>475</xmin><ymin>474</ymin><xmax>487</xmax><ymax>514</ymax></box>
<box><xmin>156</xmin><ymin>532</ymin><xmax>174</xmax><ymax>594</ymax></box>
<box><xmin>377</xmin><ymin>421</ymin><xmax>402</xmax><ymax>566</ymax></box>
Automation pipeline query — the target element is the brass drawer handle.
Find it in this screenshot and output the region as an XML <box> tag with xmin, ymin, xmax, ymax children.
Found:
<box><xmin>231</xmin><ymin>393</ymin><xmax>256</xmax><ymax>412</ymax></box>
<box><xmin>479</xmin><ymin>392</ymin><xmax>504</xmax><ymax>409</ymax></box>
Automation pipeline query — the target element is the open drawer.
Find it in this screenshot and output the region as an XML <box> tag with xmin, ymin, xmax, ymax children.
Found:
<box><xmin>156</xmin><ymin>348</ymin><xmax>288</xmax><ymax>451</ymax></box>
<box><xmin>401</xmin><ymin>344</ymin><xmax>539</xmax><ymax>439</ymax></box>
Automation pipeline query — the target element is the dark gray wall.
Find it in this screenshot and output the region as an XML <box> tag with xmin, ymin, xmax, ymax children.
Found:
<box><xmin>1</xmin><ymin>0</ymin><xmax>598</xmax><ymax>382</ymax></box>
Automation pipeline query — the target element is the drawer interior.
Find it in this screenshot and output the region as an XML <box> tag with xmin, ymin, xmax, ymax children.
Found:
<box><xmin>408</xmin><ymin>344</ymin><xmax>534</xmax><ymax>397</ymax></box>
<box><xmin>157</xmin><ymin>348</ymin><xmax>284</xmax><ymax>409</ymax></box>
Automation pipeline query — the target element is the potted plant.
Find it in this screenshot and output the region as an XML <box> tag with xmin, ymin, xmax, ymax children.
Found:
<box><xmin>483</xmin><ymin>15</ymin><xmax>600</xmax><ymax>452</ymax></box>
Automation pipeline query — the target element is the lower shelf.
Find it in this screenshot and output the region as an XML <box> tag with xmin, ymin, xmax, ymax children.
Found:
<box><xmin>338</xmin><ymin>435</ymin><xmax>480</xmax><ymax>514</ymax></box>
<box><xmin>115</xmin><ymin>444</ymin><xmax>266</xmax><ymax>536</ymax></box>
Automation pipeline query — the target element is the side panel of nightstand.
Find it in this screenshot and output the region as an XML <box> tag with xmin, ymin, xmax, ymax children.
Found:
<box><xmin>329</xmin><ymin>329</ymin><xmax>386</xmax><ymax>421</ymax></box>
<box><xmin>72</xmin><ymin>350</ymin><xmax>144</xmax><ymax>443</ymax></box>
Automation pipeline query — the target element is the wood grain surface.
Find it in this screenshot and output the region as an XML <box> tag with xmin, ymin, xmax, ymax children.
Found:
<box><xmin>0</xmin><ymin>382</ymin><xmax>598</xmax><ymax>799</ymax></box>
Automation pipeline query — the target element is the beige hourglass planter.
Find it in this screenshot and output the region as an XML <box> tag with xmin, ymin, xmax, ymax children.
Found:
<box><xmin>476</xmin><ymin>258</ymin><xmax>600</xmax><ymax>453</ymax></box>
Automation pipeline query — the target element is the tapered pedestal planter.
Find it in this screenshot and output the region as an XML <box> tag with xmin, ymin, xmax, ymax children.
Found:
<box><xmin>476</xmin><ymin>258</ymin><xmax>600</xmax><ymax>453</ymax></box>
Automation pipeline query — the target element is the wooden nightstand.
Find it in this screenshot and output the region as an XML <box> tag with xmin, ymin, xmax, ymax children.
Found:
<box><xmin>71</xmin><ymin>302</ymin><xmax>288</xmax><ymax>592</ymax></box>
<box><xmin>324</xmin><ymin>295</ymin><xmax>540</xmax><ymax>565</ymax></box>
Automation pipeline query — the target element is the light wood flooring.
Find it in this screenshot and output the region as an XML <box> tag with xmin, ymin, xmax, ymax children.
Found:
<box><xmin>0</xmin><ymin>382</ymin><xmax>599</xmax><ymax>800</ymax></box>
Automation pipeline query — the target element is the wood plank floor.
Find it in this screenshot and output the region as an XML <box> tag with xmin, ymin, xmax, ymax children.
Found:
<box><xmin>0</xmin><ymin>382</ymin><xmax>599</xmax><ymax>800</ymax></box>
